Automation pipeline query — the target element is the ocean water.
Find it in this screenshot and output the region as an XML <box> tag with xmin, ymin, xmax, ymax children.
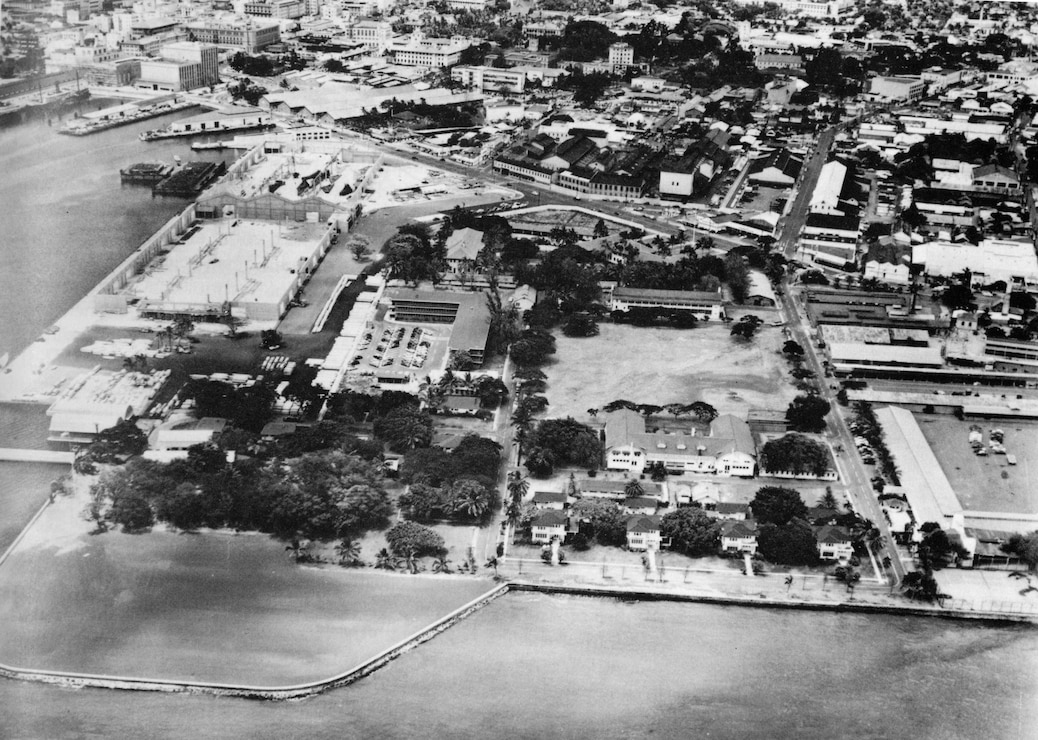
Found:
<box><xmin>0</xmin><ymin>590</ymin><xmax>1035</xmax><ymax>740</ymax></box>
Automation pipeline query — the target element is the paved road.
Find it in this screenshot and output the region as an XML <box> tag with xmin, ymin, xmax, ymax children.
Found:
<box><xmin>777</xmin><ymin>285</ymin><xmax>908</xmax><ymax>585</ymax></box>
<box><xmin>777</xmin><ymin>126</ymin><xmax>837</xmax><ymax>261</ymax></box>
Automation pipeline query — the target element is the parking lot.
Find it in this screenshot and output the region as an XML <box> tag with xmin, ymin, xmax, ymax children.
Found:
<box><xmin>915</xmin><ymin>414</ymin><xmax>1038</xmax><ymax>516</ymax></box>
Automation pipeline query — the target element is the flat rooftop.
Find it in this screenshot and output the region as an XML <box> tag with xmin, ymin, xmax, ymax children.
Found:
<box><xmin>223</xmin><ymin>150</ymin><xmax>372</xmax><ymax>205</ymax></box>
<box><xmin>131</xmin><ymin>219</ymin><xmax>326</xmax><ymax>310</ymax></box>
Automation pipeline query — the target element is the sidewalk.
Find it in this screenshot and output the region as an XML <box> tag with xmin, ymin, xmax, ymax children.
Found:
<box><xmin>496</xmin><ymin>556</ymin><xmax>1038</xmax><ymax>621</ymax></box>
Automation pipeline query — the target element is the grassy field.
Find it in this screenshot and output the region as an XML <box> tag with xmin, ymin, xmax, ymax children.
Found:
<box><xmin>914</xmin><ymin>414</ymin><xmax>1038</xmax><ymax>516</ymax></box>
<box><xmin>544</xmin><ymin>322</ymin><xmax>797</xmax><ymax>423</ymax></box>
<box><xmin>0</xmin><ymin>492</ymin><xmax>493</xmax><ymax>685</ymax></box>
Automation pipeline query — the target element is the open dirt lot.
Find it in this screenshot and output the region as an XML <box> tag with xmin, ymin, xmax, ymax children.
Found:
<box><xmin>544</xmin><ymin>322</ymin><xmax>797</xmax><ymax>423</ymax></box>
<box><xmin>914</xmin><ymin>414</ymin><xmax>1038</xmax><ymax>516</ymax></box>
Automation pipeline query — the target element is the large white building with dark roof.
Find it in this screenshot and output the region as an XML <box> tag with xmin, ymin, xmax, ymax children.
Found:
<box><xmin>604</xmin><ymin>409</ymin><xmax>756</xmax><ymax>477</ymax></box>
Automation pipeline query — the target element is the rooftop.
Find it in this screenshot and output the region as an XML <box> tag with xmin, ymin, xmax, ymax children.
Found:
<box><xmin>131</xmin><ymin>218</ymin><xmax>327</xmax><ymax>312</ymax></box>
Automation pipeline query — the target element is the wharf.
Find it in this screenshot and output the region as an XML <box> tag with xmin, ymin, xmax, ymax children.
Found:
<box><xmin>140</xmin><ymin>122</ymin><xmax>273</xmax><ymax>141</ymax></box>
<box><xmin>152</xmin><ymin>161</ymin><xmax>226</xmax><ymax>197</ymax></box>
<box><xmin>58</xmin><ymin>100</ymin><xmax>196</xmax><ymax>136</ymax></box>
<box><xmin>120</xmin><ymin>162</ymin><xmax>173</xmax><ymax>184</ymax></box>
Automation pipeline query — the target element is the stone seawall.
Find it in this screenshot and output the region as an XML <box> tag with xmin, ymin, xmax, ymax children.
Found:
<box><xmin>1</xmin><ymin>577</ymin><xmax>1034</xmax><ymax>700</ymax></box>
<box><xmin>0</xmin><ymin>582</ymin><xmax>510</xmax><ymax>700</ymax></box>
<box><xmin>507</xmin><ymin>581</ymin><xmax>1038</xmax><ymax>625</ymax></box>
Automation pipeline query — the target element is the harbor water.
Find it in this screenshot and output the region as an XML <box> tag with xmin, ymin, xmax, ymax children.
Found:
<box><xmin>0</xmin><ymin>103</ymin><xmax>1036</xmax><ymax>739</ymax></box>
<box><xmin>0</xmin><ymin>100</ymin><xmax>232</xmax><ymax>362</ymax></box>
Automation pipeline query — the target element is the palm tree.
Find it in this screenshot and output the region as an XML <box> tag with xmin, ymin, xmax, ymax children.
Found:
<box><xmin>374</xmin><ymin>547</ymin><xmax>397</xmax><ymax>571</ymax></box>
<box><xmin>507</xmin><ymin>470</ymin><xmax>529</xmax><ymax>506</ymax></box>
<box><xmin>485</xmin><ymin>556</ymin><xmax>499</xmax><ymax>576</ymax></box>
<box><xmin>285</xmin><ymin>538</ymin><xmax>313</xmax><ymax>563</ymax></box>
<box><xmin>335</xmin><ymin>538</ymin><xmax>362</xmax><ymax>567</ymax></box>
<box><xmin>624</xmin><ymin>478</ymin><xmax>644</xmax><ymax>498</ymax></box>
<box><xmin>818</xmin><ymin>487</ymin><xmax>839</xmax><ymax>510</ymax></box>
<box><xmin>432</xmin><ymin>554</ymin><xmax>452</xmax><ymax>573</ymax></box>
<box><xmin>454</xmin><ymin>486</ymin><xmax>489</xmax><ymax>519</ymax></box>
<box><xmin>505</xmin><ymin>498</ymin><xmax>523</xmax><ymax>529</ymax></box>
<box><xmin>404</xmin><ymin>549</ymin><xmax>420</xmax><ymax>574</ymax></box>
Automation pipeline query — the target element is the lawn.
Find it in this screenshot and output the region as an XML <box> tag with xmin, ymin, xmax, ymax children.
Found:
<box><xmin>914</xmin><ymin>414</ymin><xmax>1038</xmax><ymax>516</ymax></box>
<box><xmin>544</xmin><ymin>322</ymin><xmax>797</xmax><ymax>423</ymax></box>
<box><xmin>0</xmin><ymin>491</ymin><xmax>493</xmax><ymax>686</ymax></box>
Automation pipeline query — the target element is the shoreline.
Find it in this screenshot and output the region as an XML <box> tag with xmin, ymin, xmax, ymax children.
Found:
<box><xmin>0</xmin><ymin>204</ymin><xmax>195</xmax><ymax>405</ymax></box>
<box><xmin>0</xmin><ymin>574</ymin><xmax>1032</xmax><ymax>702</ymax></box>
<box><xmin>0</xmin><ymin>481</ymin><xmax>1034</xmax><ymax>700</ymax></box>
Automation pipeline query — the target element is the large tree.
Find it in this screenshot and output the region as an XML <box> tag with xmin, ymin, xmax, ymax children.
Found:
<box><xmin>572</xmin><ymin>498</ymin><xmax>627</xmax><ymax>547</ymax></box>
<box><xmin>750</xmin><ymin>486</ymin><xmax>808</xmax><ymax>526</ymax></box>
<box><xmin>760</xmin><ymin>433</ymin><xmax>831</xmax><ymax>477</ymax></box>
<box><xmin>1002</xmin><ymin>530</ymin><xmax>1038</xmax><ymax>571</ymax></box>
<box><xmin>385</xmin><ymin>521</ymin><xmax>446</xmax><ymax>557</ymax></box>
<box><xmin>758</xmin><ymin>519</ymin><xmax>819</xmax><ymax>565</ymax></box>
<box><xmin>525</xmin><ymin>417</ymin><xmax>601</xmax><ymax>476</ymax></box>
<box><xmin>661</xmin><ymin>508</ymin><xmax>720</xmax><ymax>556</ymax></box>
<box><xmin>785</xmin><ymin>394</ymin><xmax>831</xmax><ymax>433</ymax></box>
<box><xmin>374</xmin><ymin>404</ymin><xmax>434</xmax><ymax>452</ymax></box>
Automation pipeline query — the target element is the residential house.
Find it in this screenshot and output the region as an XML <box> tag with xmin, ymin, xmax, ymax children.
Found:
<box><xmin>713</xmin><ymin>502</ymin><xmax>750</xmax><ymax>521</ymax></box>
<box><xmin>532</xmin><ymin>490</ymin><xmax>569</xmax><ymax>510</ymax></box>
<box><xmin>531</xmin><ymin>509</ymin><xmax>568</xmax><ymax>543</ymax></box>
<box><xmin>720</xmin><ymin>520</ymin><xmax>758</xmax><ymax>554</ymax></box>
<box><xmin>815</xmin><ymin>524</ymin><xmax>856</xmax><ymax>561</ymax></box>
<box><xmin>622</xmin><ymin>497</ymin><xmax>659</xmax><ymax>515</ymax></box>
<box><xmin>577</xmin><ymin>478</ymin><xmax>664</xmax><ymax>502</ymax></box>
<box><xmin>626</xmin><ymin>514</ymin><xmax>663</xmax><ymax>551</ymax></box>
<box><xmin>442</xmin><ymin>395</ymin><xmax>481</xmax><ymax>416</ymax></box>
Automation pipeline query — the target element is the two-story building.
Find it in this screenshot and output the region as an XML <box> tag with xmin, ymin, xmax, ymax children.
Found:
<box><xmin>531</xmin><ymin>509</ymin><xmax>569</xmax><ymax>543</ymax></box>
<box><xmin>720</xmin><ymin>520</ymin><xmax>758</xmax><ymax>554</ymax></box>
<box><xmin>626</xmin><ymin>515</ymin><xmax>663</xmax><ymax>551</ymax></box>
<box><xmin>815</xmin><ymin>524</ymin><xmax>855</xmax><ymax>561</ymax></box>
<box><xmin>604</xmin><ymin>410</ymin><xmax>756</xmax><ymax>477</ymax></box>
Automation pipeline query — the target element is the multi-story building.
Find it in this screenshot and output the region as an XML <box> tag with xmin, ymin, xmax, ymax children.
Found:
<box><xmin>184</xmin><ymin>19</ymin><xmax>281</xmax><ymax>54</ymax></box>
<box><xmin>451</xmin><ymin>65</ymin><xmax>526</xmax><ymax>93</ymax></box>
<box><xmin>244</xmin><ymin>0</ymin><xmax>306</xmax><ymax>19</ymax></box>
<box><xmin>345</xmin><ymin>20</ymin><xmax>392</xmax><ymax>53</ymax></box>
<box><xmin>383</xmin><ymin>288</ymin><xmax>492</xmax><ymax>366</ymax></box>
<box><xmin>720</xmin><ymin>520</ymin><xmax>758</xmax><ymax>554</ymax></box>
<box><xmin>604</xmin><ymin>409</ymin><xmax>756</xmax><ymax>477</ymax></box>
<box><xmin>869</xmin><ymin>75</ymin><xmax>925</xmax><ymax>102</ymax></box>
<box><xmin>608</xmin><ymin>41</ymin><xmax>633</xmax><ymax>73</ymax></box>
<box><xmin>800</xmin><ymin>212</ymin><xmax>860</xmax><ymax>265</ymax></box>
<box><xmin>731</xmin><ymin>0</ymin><xmax>853</xmax><ymax>19</ymax></box>
<box><xmin>609</xmin><ymin>287</ymin><xmax>726</xmax><ymax>321</ymax></box>
<box><xmin>387</xmin><ymin>33</ymin><xmax>472</xmax><ymax>67</ymax></box>
<box><xmin>160</xmin><ymin>41</ymin><xmax>219</xmax><ymax>85</ymax></box>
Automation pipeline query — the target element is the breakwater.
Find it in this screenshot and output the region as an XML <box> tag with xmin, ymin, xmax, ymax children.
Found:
<box><xmin>1</xmin><ymin>575</ymin><xmax>1033</xmax><ymax>701</ymax></box>
<box><xmin>0</xmin><ymin>582</ymin><xmax>510</xmax><ymax>700</ymax></box>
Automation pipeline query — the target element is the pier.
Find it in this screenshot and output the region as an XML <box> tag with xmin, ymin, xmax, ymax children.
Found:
<box><xmin>0</xmin><ymin>449</ymin><xmax>73</xmax><ymax>464</ymax></box>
